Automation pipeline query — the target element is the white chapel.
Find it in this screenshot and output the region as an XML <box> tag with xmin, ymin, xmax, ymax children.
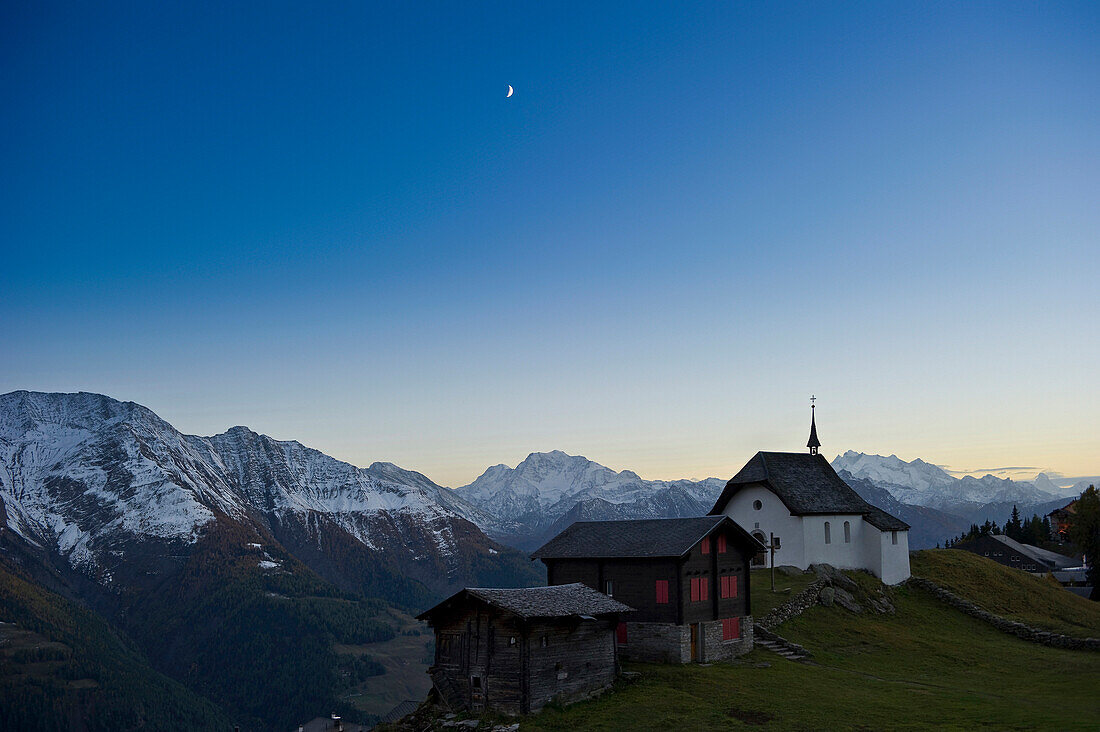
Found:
<box><xmin>709</xmin><ymin>405</ymin><xmax>911</xmax><ymax>584</ymax></box>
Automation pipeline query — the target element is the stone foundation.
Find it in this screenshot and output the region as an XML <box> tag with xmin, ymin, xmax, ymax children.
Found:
<box><xmin>618</xmin><ymin>618</ymin><xmax>753</xmax><ymax>664</ymax></box>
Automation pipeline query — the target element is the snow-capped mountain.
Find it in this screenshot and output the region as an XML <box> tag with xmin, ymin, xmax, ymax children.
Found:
<box><xmin>454</xmin><ymin>450</ymin><xmax>725</xmax><ymax>548</ymax></box>
<box><xmin>0</xmin><ymin>391</ymin><xmax>535</xmax><ymax>600</ymax></box>
<box><xmin>830</xmin><ymin>451</ymin><xmax>1068</xmax><ymax>513</ymax></box>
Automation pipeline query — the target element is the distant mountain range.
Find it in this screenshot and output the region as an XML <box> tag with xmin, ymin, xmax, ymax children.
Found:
<box><xmin>453</xmin><ymin>450</ymin><xmax>724</xmax><ymax>550</ymax></box>
<box><xmin>1</xmin><ymin>390</ymin><xmax>1091</xmax><ymax>727</ymax></box>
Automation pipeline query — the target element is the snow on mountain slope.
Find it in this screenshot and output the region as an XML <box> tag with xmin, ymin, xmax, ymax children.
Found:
<box><xmin>831</xmin><ymin>451</ymin><xmax>1063</xmax><ymax>512</ymax></box>
<box><xmin>453</xmin><ymin>450</ymin><xmax>725</xmax><ymax>547</ymax></box>
<box><xmin>0</xmin><ymin>391</ymin><xmax>513</xmax><ymax>588</ymax></box>
<box><xmin>0</xmin><ymin>392</ymin><xmax>239</xmax><ymax>570</ymax></box>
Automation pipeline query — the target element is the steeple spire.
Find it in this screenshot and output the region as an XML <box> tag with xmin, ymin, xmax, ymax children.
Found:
<box><xmin>807</xmin><ymin>395</ymin><xmax>820</xmax><ymax>455</ymax></box>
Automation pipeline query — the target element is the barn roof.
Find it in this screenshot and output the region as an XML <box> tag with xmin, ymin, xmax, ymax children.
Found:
<box><xmin>529</xmin><ymin>515</ymin><xmax>765</xmax><ymax>560</ymax></box>
<box><xmin>416</xmin><ymin>583</ymin><xmax>633</xmax><ymax>622</ymax></box>
<box><xmin>709</xmin><ymin>452</ymin><xmax>909</xmax><ymax>529</ymax></box>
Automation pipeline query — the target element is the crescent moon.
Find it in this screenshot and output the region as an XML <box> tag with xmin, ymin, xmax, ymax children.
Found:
<box><xmin>506</xmin><ymin>85</ymin><xmax>514</xmax><ymax>98</ymax></box>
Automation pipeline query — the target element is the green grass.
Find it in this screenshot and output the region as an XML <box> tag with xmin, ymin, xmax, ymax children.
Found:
<box><xmin>518</xmin><ymin>566</ymin><xmax>1100</xmax><ymax>731</ymax></box>
<box><xmin>911</xmin><ymin>549</ymin><xmax>1100</xmax><ymax>637</ymax></box>
<box><xmin>749</xmin><ymin>569</ymin><xmax>819</xmax><ymax>618</ymax></box>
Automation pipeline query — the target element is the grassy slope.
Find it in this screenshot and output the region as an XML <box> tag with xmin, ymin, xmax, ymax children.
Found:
<box><xmin>750</xmin><ymin>569</ymin><xmax>819</xmax><ymax>618</ymax></box>
<box><xmin>521</xmin><ymin>564</ymin><xmax>1100</xmax><ymax>731</ymax></box>
<box><xmin>910</xmin><ymin>549</ymin><xmax>1100</xmax><ymax>637</ymax></box>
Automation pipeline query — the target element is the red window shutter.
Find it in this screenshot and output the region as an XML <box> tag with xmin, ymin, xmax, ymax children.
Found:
<box><xmin>690</xmin><ymin>578</ymin><xmax>699</xmax><ymax>602</ymax></box>
<box><xmin>700</xmin><ymin>578</ymin><xmax>709</xmax><ymax>602</ymax></box>
<box><xmin>717</xmin><ymin>535</ymin><xmax>727</xmax><ymax>554</ymax></box>
<box><xmin>617</xmin><ymin>622</ymin><xmax>628</xmax><ymax>644</ymax></box>
<box><xmin>655</xmin><ymin>580</ymin><xmax>669</xmax><ymax>604</ymax></box>
<box><xmin>731</xmin><ymin>576</ymin><xmax>738</xmax><ymax>598</ymax></box>
<box><xmin>701</xmin><ymin>537</ymin><xmax>710</xmax><ymax>554</ymax></box>
<box><xmin>719</xmin><ymin>576</ymin><xmax>728</xmax><ymax>599</ymax></box>
<box><xmin>721</xmin><ymin>617</ymin><xmax>741</xmax><ymax>641</ymax></box>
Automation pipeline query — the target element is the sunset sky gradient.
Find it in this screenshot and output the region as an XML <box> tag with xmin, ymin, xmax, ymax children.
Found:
<box><xmin>2</xmin><ymin>2</ymin><xmax>1097</xmax><ymax>487</ymax></box>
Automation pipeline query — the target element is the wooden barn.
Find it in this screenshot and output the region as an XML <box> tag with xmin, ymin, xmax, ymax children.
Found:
<box><xmin>531</xmin><ymin>516</ymin><xmax>764</xmax><ymax>663</ymax></box>
<box><xmin>416</xmin><ymin>583</ymin><xmax>632</xmax><ymax>716</ymax></box>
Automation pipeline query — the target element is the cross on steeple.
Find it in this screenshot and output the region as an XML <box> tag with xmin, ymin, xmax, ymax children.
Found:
<box><xmin>807</xmin><ymin>396</ymin><xmax>821</xmax><ymax>455</ymax></box>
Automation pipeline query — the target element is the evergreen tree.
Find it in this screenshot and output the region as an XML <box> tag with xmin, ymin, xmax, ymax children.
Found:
<box><xmin>1068</xmin><ymin>485</ymin><xmax>1100</xmax><ymax>600</ymax></box>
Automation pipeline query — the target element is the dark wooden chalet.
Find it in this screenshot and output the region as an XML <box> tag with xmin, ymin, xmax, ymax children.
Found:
<box><xmin>530</xmin><ymin>516</ymin><xmax>765</xmax><ymax>663</ymax></box>
<box><xmin>416</xmin><ymin>583</ymin><xmax>632</xmax><ymax>716</ymax></box>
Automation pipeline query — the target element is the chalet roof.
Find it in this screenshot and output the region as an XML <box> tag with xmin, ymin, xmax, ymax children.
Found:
<box><xmin>709</xmin><ymin>452</ymin><xmax>909</xmax><ymax>530</ymax></box>
<box><xmin>529</xmin><ymin>515</ymin><xmax>765</xmax><ymax>560</ymax></box>
<box><xmin>987</xmin><ymin>534</ymin><xmax>1078</xmax><ymax>570</ymax></box>
<box><xmin>416</xmin><ymin>583</ymin><xmax>632</xmax><ymax>622</ymax></box>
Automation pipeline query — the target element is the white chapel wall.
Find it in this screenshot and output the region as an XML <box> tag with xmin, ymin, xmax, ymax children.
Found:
<box><xmin>800</xmin><ymin>514</ymin><xmax>867</xmax><ymax>571</ymax></box>
<box><xmin>721</xmin><ymin>485</ymin><xmax>805</xmax><ymax>568</ymax></box>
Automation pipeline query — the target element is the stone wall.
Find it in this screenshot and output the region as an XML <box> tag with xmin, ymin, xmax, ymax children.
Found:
<box><xmin>907</xmin><ymin>577</ymin><xmax>1100</xmax><ymax>652</ymax></box>
<box><xmin>757</xmin><ymin>579</ymin><xmax>827</xmax><ymax>630</ymax></box>
<box><xmin>700</xmin><ymin>617</ymin><xmax>754</xmax><ymax>661</ymax></box>
<box><xmin>619</xmin><ymin>622</ymin><xmax>689</xmax><ymax>664</ymax></box>
<box><xmin>619</xmin><ymin>619</ymin><xmax>754</xmax><ymax>663</ymax></box>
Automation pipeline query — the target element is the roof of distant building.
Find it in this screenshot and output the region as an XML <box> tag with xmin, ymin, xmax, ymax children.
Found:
<box><xmin>987</xmin><ymin>534</ymin><xmax>1079</xmax><ymax>570</ymax></box>
<box><xmin>377</xmin><ymin>700</ymin><xmax>422</xmax><ymax>724</ymax></box>
<box><xmin>529</xmin><ymin>515</ymin><xmax>765</xmax><ymax>560</ymax></box>
<box><xmin>416</xmin><ymin>583</ymin><xmax>633</xmax><ymax>622</ymax></box>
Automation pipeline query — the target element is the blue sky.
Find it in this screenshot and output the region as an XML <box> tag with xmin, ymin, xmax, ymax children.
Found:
<box><xmin>2</xmin><ymin>2</ymin><xmax>1097</xmax><ymax>486</ymax></box>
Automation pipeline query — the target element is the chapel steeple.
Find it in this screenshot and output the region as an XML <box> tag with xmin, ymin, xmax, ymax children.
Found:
<box><xmin>807</xmin><ymin>395</ymin><xmax>820</xmax><ymax>455</ymax></box>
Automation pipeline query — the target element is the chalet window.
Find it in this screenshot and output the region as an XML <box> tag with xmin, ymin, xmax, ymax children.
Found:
<box><xmin>509</xmin><ymin>636</ymin><xmax>517</xmax><ymax>647</ymax></box>
<box><xmin>753</xmin><ymin>500</ymin><xmax>762</xmax><ymax>510</ymax></box>
<box><xmin>824</xmin><ymin>522</ymin><xmax>831</xmax><ymax>544</ymax></box>
<box><xmin>892</xmin><ymin>531</ymin><xmax>898</xmax><ymax>545</ymax></box>
<box><xmin>655</xmin><ymin>580</ymin><xmax>669</xmax><ymax>604</ymax></box>
<box><xmin>720</xmin><ymin>575</ymin><xmax>738</xmax><ymax>599</ymax></box>
<box><xmin>690</xmin><ymin>577</ymin><xmax>709</xmax><ymax>602</ymax></box>
<box><xmin>721</xmin><ymin>617</ymin><xmax>741</xmax><ymax>640</ymax></box>
<box><xmin>717</xmin><ymin>535</ymin><xmax>727</xmax><ymax>554</ymax></box>
<box><xmin>844</xmin><ymin>521</ymin><xmax>851</xmax><ymax>544</ymax></box>
<box><xmin>471</xmin><ymin>675</ymin><xmax>482</xmax><ymax>689</ymax></box>
<box><xmin>701</xmin><ymin>537</ymin><xmax>711</xmax><ymax>554</ymax></box>
<box><xmin>605</xmin><ymin>580</ymin><xmax>614</xmax><ymax>597</ymax></box>
<box><xmin>616</xmin><ymin>622</ymin><xmax>628</xmax><ymax>644</ymax></box>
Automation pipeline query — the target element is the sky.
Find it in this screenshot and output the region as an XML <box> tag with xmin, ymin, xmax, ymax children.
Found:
<box><xmin>2</xmin><ymin>2</ymin><xmax>1098</xmax><ymax>488</ymax></box>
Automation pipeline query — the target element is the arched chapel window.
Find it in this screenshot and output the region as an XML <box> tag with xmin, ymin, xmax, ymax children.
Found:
<box><xmin>824</xmin><ymin>522</ymin><xmax>831</xmax><ymax>544</ymax></box>
<box><xmin>844</xmin><ymin>521</ymin><xmax>851</xmax><ymax>543</ymax></box>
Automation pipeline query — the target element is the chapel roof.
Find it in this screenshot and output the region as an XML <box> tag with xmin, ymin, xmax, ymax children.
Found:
<box><xmin>709</xmin><ymin>451</ymin><xmax>909</xmax><ymax>530</ymax></box>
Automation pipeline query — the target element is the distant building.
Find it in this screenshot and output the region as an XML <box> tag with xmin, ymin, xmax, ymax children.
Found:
<box><xmin>531</xmin><ymin>515</ymin><xmax>763</xmax><ymax>663</ymax></box>
<box><xmin>1047</xmin><ymin>499</ymin><xmax>1078</xmax><ymax>541</ymax></box>
<box><xmin>954</xmin><ymin>533</ymin><xmax>1079</xmax><ymax>574</ymax></box>
<box><xmin>416</xmin><ymin>583</ymin><xmax>631</xmax><ymax>716</ymax></box>
<box><xmin>708</xmin><ymin>406</ymin><xmax>911</xmax><ymax>584</ymax></box>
